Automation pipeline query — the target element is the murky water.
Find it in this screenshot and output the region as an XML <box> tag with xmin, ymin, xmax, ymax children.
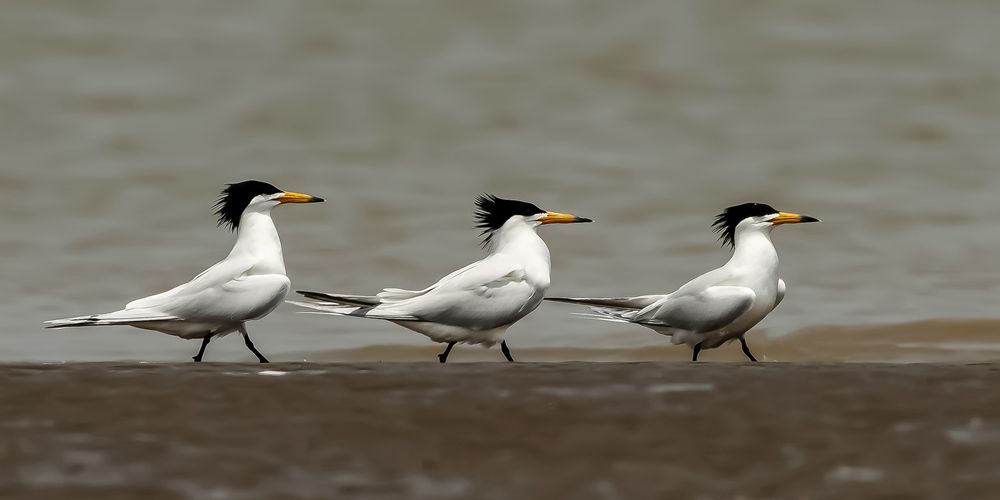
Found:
<box><xmin>4</xmin><ymin>1</ymin><xmax>1000</xmax><ymax>361</ymax></box>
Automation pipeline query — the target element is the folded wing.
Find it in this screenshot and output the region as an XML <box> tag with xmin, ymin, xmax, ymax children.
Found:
<box><xmin>293</xmin><ymin>254</ymin><xmax>540</xmax><ymax>329</ymax></box>
<box><xmin>46</xmin><ymin>255</ymin><xmax>289</xmax><ymax>328</ymax></box>
<box><xmin>625</xmin><ymin>286</ymin><xmax>756</xmax><ymax>332</ymax></box>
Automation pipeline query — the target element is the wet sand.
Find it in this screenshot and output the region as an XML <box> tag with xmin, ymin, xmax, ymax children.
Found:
<box><xmin>2</xmin><ymin>363</ymin><xmax>999</xmax><ymax>499</ymax></box>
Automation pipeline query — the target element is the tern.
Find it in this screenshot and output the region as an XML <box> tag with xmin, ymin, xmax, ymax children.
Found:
<box><xmin>290</xmin><ymin>194</ymin><xmax>591</xmax><ymax>362</ymax></box>
<box><xmin>547</xmin><ymin>203</ymin><xmax>819</xmax><ymax>362</ymax></box>
<box><xmin>45</xmin><ymin>180</ymin><xmax>324</xmax><ymax>363</ymax></box>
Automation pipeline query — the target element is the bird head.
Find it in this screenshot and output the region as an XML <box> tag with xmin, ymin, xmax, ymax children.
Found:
<box><xmin>474</xmin><ymin>194</ymin><xmax>591</xmax><ymax>247</ymax></box>
<box><xmin>215</xmin><ymin>180</ymin><xmax>324</xmax><ymax>231</ymax></box>
<box><xmin>713</xmin><ymin>203</ymin><xmax>820</xmax><ymax>249</ymax></box>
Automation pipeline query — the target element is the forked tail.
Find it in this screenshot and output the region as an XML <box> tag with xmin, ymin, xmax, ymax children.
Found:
<box><xmin>44</xmin><ymin>309</ymin><xmax>178</xmax><ymax>329</ymax></box>
<box><xmin>545</xmin><ymin>294</ymin><xmax>663</xmax><ymax>311</ymax></box>
<box><xmin>295</xmin><ymin>290</ymin><xmax>380</xmax><ymax>307</ymax></box>
<box><xmin>288</xmin><ymin>292</ymin><xmax>423</xmax><ymax>322</ymax></box>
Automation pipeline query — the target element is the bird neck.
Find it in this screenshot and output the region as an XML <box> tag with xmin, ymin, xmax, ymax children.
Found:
<box><xmin>229</xmin><ymin>210</ymin><xmax>285</xmax><ymax>275</ymax></box>
<box><xmin>726</xmin><ymin>227</ymin><xmax>778</xmax><ymax>272</ymax></box>
<box><xmin>487</xmin><ymin>221</ymin><xmax>551</xmax><ymax>274</ymax></box>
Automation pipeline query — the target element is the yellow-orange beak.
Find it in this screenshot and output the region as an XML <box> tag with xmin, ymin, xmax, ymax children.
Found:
<box><xmin>771</xmin><ymin>212</ymin><xmax>820</xmax><ymax>225</ymax></box>
<box><xmin>277</xmin><ymin>192</ymin><xmax>324</xmax><ymax>204</ymax></box>
<box><xmin>538</xmin><ymin>211</ymin><xmax>592</xmax><ymax>225</ymax></box>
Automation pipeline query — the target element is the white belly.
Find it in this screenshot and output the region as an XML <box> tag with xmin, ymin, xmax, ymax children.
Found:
<box><xmin>394</xmin><ymin>321</ymin><xmax>511</xmax><ymax>347</ymax></box>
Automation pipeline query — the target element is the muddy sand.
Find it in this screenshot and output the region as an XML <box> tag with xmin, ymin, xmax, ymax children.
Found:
<box><xmin>1</xmin><ymin>362</ymin><xmax>998</xmax><ymax>499</ymax></box>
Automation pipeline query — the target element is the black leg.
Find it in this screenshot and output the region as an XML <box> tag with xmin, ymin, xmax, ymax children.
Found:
<box><xmin>240</xmin><ymin>328</ymin><xmax>269</xmax><ymax>363</ymax></box>
<box><xmin>438</xmin><ymin>342</ymin><xmax>456</xmax><ymax>363</ymax></box>
<box><xmin>500</xmin><ymin>341</ymin><xmax>514</xmax><ymax>362</ymax></box>
<box><xmin>692</xmin><ymin>342</ymin><xmax>703</xmax><ymax>362</ymax></box>
<box><xmin>740</xmin><ymin>337</ymin><xmax>758</xmax><ymax>362</ymax></box>
<box><xmin>192</xmin><ymin>334</ymin><xmax>214</xmax><ymax>362</ymax></box>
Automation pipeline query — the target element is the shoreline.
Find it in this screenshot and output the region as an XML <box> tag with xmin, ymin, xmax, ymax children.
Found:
<box><xmin>23</xmin><ymin>318</ymin><xmax>1000</xmax><ymax>365</ymax></box>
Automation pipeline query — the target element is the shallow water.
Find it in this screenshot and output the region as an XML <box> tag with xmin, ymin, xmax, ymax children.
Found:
<box><xmin>4</xmin><ymin>1</ymin><xmax>1000</xmax><ymax>361</ymax></box>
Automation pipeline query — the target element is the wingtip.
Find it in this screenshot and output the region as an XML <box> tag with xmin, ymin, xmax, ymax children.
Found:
<box><xmin>295</xmin><ymin>290</ymin><xmax>327</xmax><ymax>301</ymax></box>
<box><xmin>43</xmin><ymin>318</ymin><xmax>78</xmax><ymax>328</ymax></box>
<box><xmin>42</xmin><ymin>320</ymin><xmax>85</xmax><ymax>329</ymax></box>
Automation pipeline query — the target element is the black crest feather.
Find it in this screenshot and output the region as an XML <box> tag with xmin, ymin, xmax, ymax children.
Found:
<box><xmin>712</xmin><ymin>202</ymin><xmax>779</xmax><ymax>249</ymax></box>
<box><xmin>214</xmin><ymin>180</ymin><xmax>283</xmax><ymax>231</ymax></box>
<box><xmin>474</xmin><ymin>194</ymin><xmax>545</xmax><ymax>246</ymax></box>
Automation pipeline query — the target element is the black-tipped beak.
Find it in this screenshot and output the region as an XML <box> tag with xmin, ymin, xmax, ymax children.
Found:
<box><xmin>539</xmin><ymin>212</ymin><xmax>592</xmax><ymax>224</ymax></box>
<box><xmin>278</xmin><ymin>192</ymin><xmax>324</xmax><ymax>204</ymax></box>
<box><xmin>772</xmin><ymin>212</ymin><xmax>821</xmax><ymax>225</ymax></box>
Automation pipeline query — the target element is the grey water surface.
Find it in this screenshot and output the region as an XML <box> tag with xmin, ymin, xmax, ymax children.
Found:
<box><xmin>3</xmin><ymin>1</ymin><xmax>1000</xmax><ymax>361</ymax></box>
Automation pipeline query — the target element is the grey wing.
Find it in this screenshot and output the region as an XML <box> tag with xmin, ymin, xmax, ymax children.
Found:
<box><xmin>775</xmin><ymin>279</ymin><xmax>786</xmax><ymax>308</ymax></box>
<box><xmin>125</xmin><ymin>256</ymin><xmax>255</xmax><ymax>310</ymax></box>
<box><xmin>295</xmin><ymin>257</ymin><xmax>504</xmax><ymax>310</ymax></box>
<box><xmin>630</xmin><ymin>286</ymin><xmax>756</xmax><ymax>333</ymax></box>
<box><xmin>373</xmin><ymin>263</ymin><xmax>533</xmax><ymax>326</ymax></box>
<box><xmin>670</xmin><ymin>266</ymin><xmax>735</xmax><ymax>297</ymax></box>
<box><xmin>377</xmin><ymin>259</ymin><xmax>488</xmax><ymax>303</ymax></box>
<box><xmin>159</xmin><ymin>273</ymin><xmax>290</xmax><ymax>322</ymax></box>
<box><xmin>294</xmin><ymin>255</ymin><xmax>531</xmax><ymax>326</ymax></box>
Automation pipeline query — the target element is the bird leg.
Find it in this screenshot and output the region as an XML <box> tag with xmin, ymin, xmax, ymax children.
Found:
<box><xmin>692</xmin><ymin>342</ymin><xmax>703</xmax><ymax>362</ymax></box>
<box><xmin>438</xmin><ymin>342</ymin><xmax>457</xmax><ymax>363</ymax></box>
<box><xmin>739</xmin><ymin>337</ymin><xmax>758</xmax><ymax>362</ymax></box>
<box><xmin>500</xmin><ymin>341</ymin><xmax>515</xmax><ymax>362</ymax></box>
<box><xmin>192</xmin><ymin>333</ymin><xmax>215</xmax><ymax>362</ymax></box>
<box><xmin>238</xmin><ymin>325</ymin><xmax>269</xmax><ymax>363</ymax></box>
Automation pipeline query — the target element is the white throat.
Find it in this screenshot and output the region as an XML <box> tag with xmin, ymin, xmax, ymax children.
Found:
<box><xmin>726</xmin><ymin>225</ymin><xmax>778</xmax><ymax>275</ymax></box>
<box><xmin>486</xmin><ymin>219</ymin><xmax>552</xmax><ymax>285</ymax></box>
<box><xmin>229</xmin><ymin>209</ymin><xmax>286</xmax><ymax>275</ymax></box>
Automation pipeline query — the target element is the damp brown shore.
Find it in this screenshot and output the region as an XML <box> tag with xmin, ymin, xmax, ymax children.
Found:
<box><xmin>2</xmin><ymin>363</ymin><xmax>999</xmax><ymax>500</ymax></box>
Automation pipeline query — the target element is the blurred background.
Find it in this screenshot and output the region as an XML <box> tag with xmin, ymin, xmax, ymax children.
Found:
<box><xmin>3</xmin><ymin>0</ymin><xmax>1000</xmax><ymax>361</ymax></box>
